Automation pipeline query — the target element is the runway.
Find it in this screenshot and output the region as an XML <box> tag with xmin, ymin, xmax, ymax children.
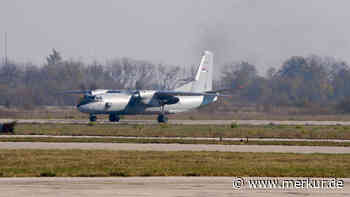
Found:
<box><xmin>2</xmin><ymin>134</ymin><xmax>350</xmax><ymax>143</ymax></box>
<box><xmin>1</xmin><ymin>118</ymin><xmax>350</xmax><ymax>125</ymax></box>
<box><xmin>0</xmin><ymin>142</ymin><xmax>350</xmax><ymax>154</ymax></box>
<box><xmin>0</xmin><ymin>177</ymin><xmax>348</xmax><ymax>197</ymax></box>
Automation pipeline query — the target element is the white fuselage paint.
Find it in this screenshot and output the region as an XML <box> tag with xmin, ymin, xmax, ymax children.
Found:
<box><xmin>78</xmin><ymin>93</ymin><xmax>132</xmax><ymax>114</ymax></box>
<box><xmin>146</xmin><ymin>96</ymin><xmax>204</xmax><ymax>113</ymax></box>
<box><xmin>77</xmin><ymin>91</ymin><xmax>217</xmax><ymax>115</ymax></box>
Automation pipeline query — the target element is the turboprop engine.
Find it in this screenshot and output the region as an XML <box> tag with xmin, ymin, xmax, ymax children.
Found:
<box><xmin>89</xmin><ymin>89</ymin><xmax>108</xmax><ymax>95</ymax></box>
<box><xmin>155</xmin><ymin>93</ymin><xmax>180</xmax><ymax>105</ymax></box>
<box><xmin>137</xmin><ymin>90</ymin><xmax>158</xmax><ymax>106</ymax></box>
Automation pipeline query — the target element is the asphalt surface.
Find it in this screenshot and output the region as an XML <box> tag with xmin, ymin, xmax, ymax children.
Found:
<box><xmin>2</xmin><ymin>134</ymin><xmax>350</xmax><ymax>143</ymax></box>
<box><xmin>0</xmin><ymin>142</ymin><xmax>350</xmax><ymax>153</ymax></box>
<box><xmin>1</xmin><ymin>118</ymin><xmax>350</xmax><ymax>125</ymax></box>
<box><xmin>1</xmin><ymin>119</ymin><xmax>349</xmax><ymax>196</ymax></box>
<box><xmin>0</xmin><ymin>177</ymin><xmax>348</xmax><ymax>197</ymax></box>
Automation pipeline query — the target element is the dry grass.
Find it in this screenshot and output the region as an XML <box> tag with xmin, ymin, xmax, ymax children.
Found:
<box><xmin>0</xmin><ymin>150</ymin><xmax>349</xmax><ymax>177</ymax></box>
<box><xmin>2</xmin><ymin>105</ymin><xmax>350</xmax><ymax>121</ymax></box>
<box><xmin>10</xmin><ymin>123</ymin><xmax>350</xmax><ymax>140</ymax></box>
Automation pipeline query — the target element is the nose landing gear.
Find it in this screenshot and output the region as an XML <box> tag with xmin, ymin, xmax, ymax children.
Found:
<box><xmin>157</xmin><ymin>113</ymin><xmax>168</xmax><ymax>123</ymax></box>
<box><xmin>157</xmin><ymin>105</ymin><xmax>168</xmax><ymax>123</ymax></box>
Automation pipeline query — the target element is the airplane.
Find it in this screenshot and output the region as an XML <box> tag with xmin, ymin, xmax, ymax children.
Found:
<box><xmin>65</xmin><ymin>51</ymin><xmax>225</xmax><ymax>123</ymax></box>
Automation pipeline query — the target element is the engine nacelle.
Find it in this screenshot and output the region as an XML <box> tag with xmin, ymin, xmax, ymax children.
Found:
<box><xmin>155</xmin><ymin>93</ymin><xmax>180</xmax><ymax>105</ymax></box>
<box><xmin>138</xmin><ymin>90</ymin><xmax>157</xmax><ymax>105</ymax></box>
<box><xmin>164</xmin><ymin>97</ymin><xmax>179</xmax><ymax>105</ymax></box>
<box><xmin>90</xmin><ymin>89</ymin><xmax>108</xmax><ymax>95</ymax></box>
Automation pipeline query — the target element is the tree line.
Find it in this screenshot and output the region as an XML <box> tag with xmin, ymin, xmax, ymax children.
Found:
<box><xmin>1</xmin><ymin>49</ymin><xmax>350</xmax><ymax>112</ymax></box>
<box><xmin>220</xmin><ymin>55</ymin><xmax>350</xmax><ymax>112</ymax></box>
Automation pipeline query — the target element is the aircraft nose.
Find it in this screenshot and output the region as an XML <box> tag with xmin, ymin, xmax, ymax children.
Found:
<box><xmin>77</xmin><ymin>103</ymin><xmax>87</xmax><ymax>112</ymax></box>
<box><xmin>77</xmin><ymin>102</ymin><xmax>84</xmax><ymax>108</ymax></box>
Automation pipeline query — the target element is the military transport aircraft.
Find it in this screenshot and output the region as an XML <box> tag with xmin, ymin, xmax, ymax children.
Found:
<box><xmin>65</xmin><ymin>51</ymin><xmax>225</xmax><ymax>123</ymax></box>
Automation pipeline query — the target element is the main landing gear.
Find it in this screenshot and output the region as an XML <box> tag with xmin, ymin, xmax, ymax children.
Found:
<box><xmin>109</xmin><ymin>114</ymin><xmax>120</xmax><ymax>122</ymax></box>
<box><xmin>90</xmin><ymin>114</ymin><xmax>120</xmax><ymax>122</ymax></box>
<box><xmin>89</xmin><ymin>114</ymin><xmax>97</xmax><ymax>122</ymax></box>
<box><xmin>157</xmin><ymin>105</ymin><xmax>168</xmax><ymax>123</ymax></box>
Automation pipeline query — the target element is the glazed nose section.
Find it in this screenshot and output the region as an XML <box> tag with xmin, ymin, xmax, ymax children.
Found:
<box><xmin>77</xmin><ymin>100</ymin><xmax>85</xmax><ymax>108</ymax></box>
<box><xmin>77</xmin><ymin>102</ymin><xmax>88</xmax><ymax>112</ymax></box>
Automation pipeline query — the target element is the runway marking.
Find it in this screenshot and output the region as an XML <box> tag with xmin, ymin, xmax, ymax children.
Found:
<box><xmin>0</xmin><ymin>142</ymin><xmax>350</xmax><ymax>154</ymax></box>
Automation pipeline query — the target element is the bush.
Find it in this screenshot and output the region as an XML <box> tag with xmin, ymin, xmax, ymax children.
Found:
<box><xmin>109</xmin><ymin>171</ymin><xmax>129</xmax><ymax>177</ymax></box>
<box><xmin>184</xmin><ymin>172</ymin><xmax>200</xmax><ymax>176</ymax></box>
<box><xmin>230</xmin><ymin>122</ymin><xmax>239</xmax><ymax>129</ymax></box>
<box><xmin>40</xmin><ymin>172</ymin><xmax>56</xmax><ymax>177</ymax></box>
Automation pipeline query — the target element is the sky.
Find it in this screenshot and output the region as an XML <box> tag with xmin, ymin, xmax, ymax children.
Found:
<box><xmin>1</xmin><ymin>0</ymin><xmax>350</xmax><ymax>75</ymax></box>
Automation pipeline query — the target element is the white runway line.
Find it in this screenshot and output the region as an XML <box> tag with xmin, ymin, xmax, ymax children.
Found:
<box><xmin>0</xmin><ymin>142</ymin><xmax>350</xmax><ymax>153</ymax></box>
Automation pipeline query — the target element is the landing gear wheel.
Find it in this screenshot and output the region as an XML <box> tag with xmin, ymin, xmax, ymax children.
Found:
<box><xmin>109</xmin><ymin>114</ymin><xmax>120</xmax><ymax>122</ymax></box>
<box><xmin>157</xmin><ymin>113</ymin><xmax>168</xmax><ymax>123</ymax></box>
<box><xmin>89</xmin><ymin>115</ymin><xmax>97</xmax><ymax>122</ymax></box>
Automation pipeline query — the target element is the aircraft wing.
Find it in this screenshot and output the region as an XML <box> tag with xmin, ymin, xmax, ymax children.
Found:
<box><xmin>60</xmin><ymin>90</ymin><xmax>91</xmax><ymax>94</ymax></box>
<box><xmin>61</xmin><ymin>89</ymin><xmax>134</xmax><ymax>95</ymax></box>
<box><xmin>153</xmin><ymin>90</ymin><xmax>230</xmax><ymax>106</ymax></box>
<box><xmin>155</xmin><ymin>90</ymin><xmax>231</xmax><ymax>97</ymax></box>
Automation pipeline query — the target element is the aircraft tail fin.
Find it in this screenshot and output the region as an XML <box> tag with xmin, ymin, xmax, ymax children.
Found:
<box><xmin>175</xmin><ymin>51</ymin><xmax>213</xmax><ymax>93</ymax></box>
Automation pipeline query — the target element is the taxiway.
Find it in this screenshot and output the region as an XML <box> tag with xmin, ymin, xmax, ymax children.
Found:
<box><xmin>0</xmin><ymin>142</ymin><xmax>349</xmax><ymax>154</ymax></box>
<box><xmin>0</xmin><ymin>177</ymin><xmax>347</xmax><ymax>197</ymax></box>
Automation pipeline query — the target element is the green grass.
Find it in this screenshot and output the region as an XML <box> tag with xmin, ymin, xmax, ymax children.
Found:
<box><xmin>1</xmin><ymin>137</ymin><xmax>350</xmax><ymax>147</ymax></box>
<box><xmin>9</xmin><ymin>123</ymin><xmax>350</xmax><ymax>140</ymax></box>
<box><xmin>0</xmin><ymin>150</ymin><xmax>349</xmax><ymax>177</ymax></box>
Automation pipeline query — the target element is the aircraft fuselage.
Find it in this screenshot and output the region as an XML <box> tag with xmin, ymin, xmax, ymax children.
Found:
<box><xmin>77</xmin><ymin>91</ymin><xmax>217</xmax><ymax>115</ymax></box>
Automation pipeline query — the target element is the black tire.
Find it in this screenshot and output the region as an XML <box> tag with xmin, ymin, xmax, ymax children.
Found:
<box><xmin>90</xmin><ymin>115</ymin><xmax>97</xmax><ymax>122</ymax></box>
<box><xmin>109</xmin><ymin>114</ymin><xmax>120</xmax><ymax>122</ymax></box>
<box><xmin>109</xmin><ymin>114</ymin><xmax>115</xmax><ymax>122</ymax></box>
<box><xmin>157</xmin><ymin>114</ymin><xmax>168</xmax><ymax>123</ymax></box>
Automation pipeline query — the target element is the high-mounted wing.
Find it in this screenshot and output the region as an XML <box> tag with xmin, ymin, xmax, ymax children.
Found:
<box><xmin>157</xmin><ymin>90</ymin><xmax>231</xmax><ymax>97</ymax></box>
<box><xmin>61</xmin><ymin>90</ymin><xmax>91</xmax><ymax>95</ymax></box>
<box><xmin>61</xmin><ymin>89</ymin><xmax>129</xmax><ymax>96</ymax></box>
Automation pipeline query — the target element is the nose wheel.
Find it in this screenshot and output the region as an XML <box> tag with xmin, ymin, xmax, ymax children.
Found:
<box><xmin>109</xmin><ymin>114</ymin><xmax>120</xmax><ymax>122</ymax></box>
<box><xmin>157</xmin><ymin>113</ymin><xmax>168</xmax><ymax>123</ymax></box>
<box><xmin>157</xmin><ymin>105</ymin><xmax>168</xmax><ymax>123</ymax></box>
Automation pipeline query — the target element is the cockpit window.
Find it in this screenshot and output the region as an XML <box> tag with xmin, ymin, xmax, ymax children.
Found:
<box><xmin>77</xmin><ymin>95</ymin><xmax>99</xmax><ymax>107</ymax></box>
<box><xmin>95</xmin><ymin>96</ymin><xmax>102</xmax><ymax>100</ymax></box>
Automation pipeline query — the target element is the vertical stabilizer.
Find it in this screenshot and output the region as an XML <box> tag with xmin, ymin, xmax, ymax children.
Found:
<box><xmin>175</xmin><ymin>51</ymin><xmax>213</xmax><ymax>92</ymax></box>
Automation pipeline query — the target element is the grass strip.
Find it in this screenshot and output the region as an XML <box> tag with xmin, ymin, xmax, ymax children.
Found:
<box><xmin>9</xmin><ymin>123</ymin><xmax>350</xmax><ymax>140</ymax></box>
<box><xmin>0</xmin><ymin>150</ymin><xmax>349</xmax><ymax>177</ymax></box>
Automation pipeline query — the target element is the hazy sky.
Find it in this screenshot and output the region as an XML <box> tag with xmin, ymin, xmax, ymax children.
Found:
<box><xmin>1</xmin><ymin>0</ymin><xmax>350</xmax><ymax>74</ymax></box>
